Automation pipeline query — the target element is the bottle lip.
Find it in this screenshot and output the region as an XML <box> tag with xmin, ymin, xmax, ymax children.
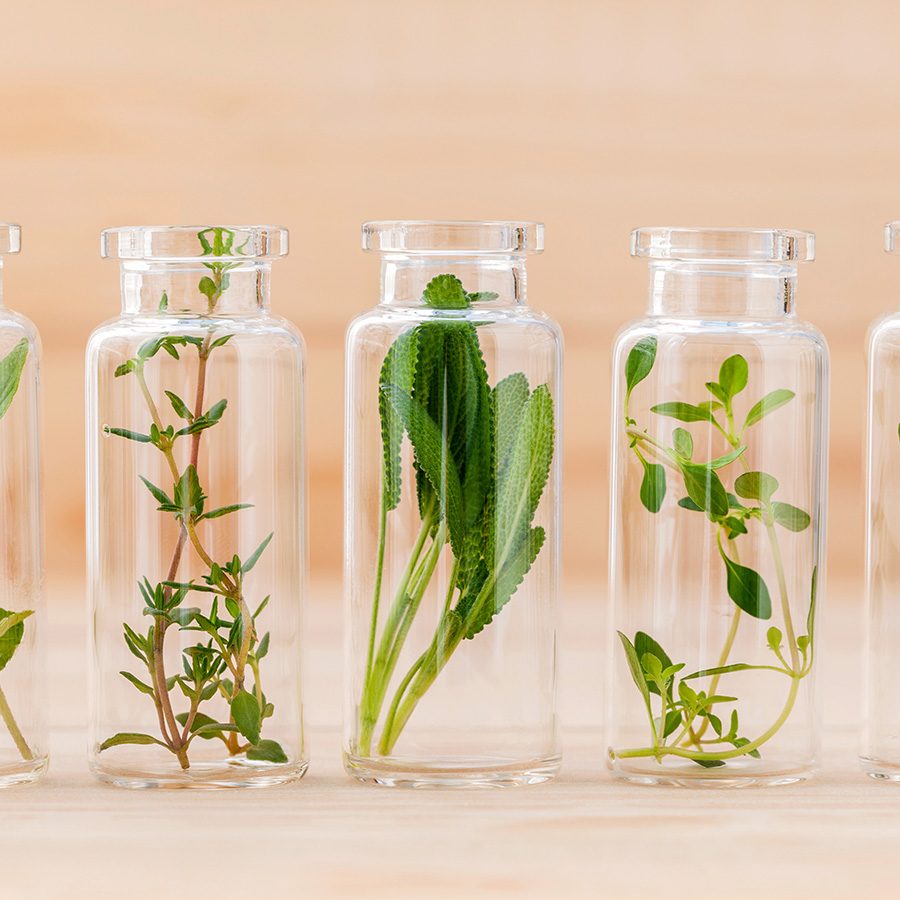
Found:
<box><xmin>0</xmin><ymin>223</ymin><xmax>21</xmax><ymax>256</ymax></box>
<box><xmin>100</xmin><ymin>225</ymin><xmax>288</xmax><ymax>261</ymax></box>
<box><xmin>631</xmin><ymin>227</ymin><xmax>815</xmax><ymax>263</ymax></box>
<box><xmin>361</xmin><ymin>220</ymin><xmax>544</xmax><ymax>255</ymax></box>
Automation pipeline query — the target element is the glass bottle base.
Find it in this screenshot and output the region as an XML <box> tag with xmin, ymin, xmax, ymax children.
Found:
<box><xmin>90</xmin><ymin>756</ymin><xmax>308</xmax><ymax>790</ymax></box>
<box><xmin>608</xmin><ymin>755</ymin><xmax>814</xmax><ymax>789</ymax></box>
<box><xmin>0</xmin><ymin>755</ymin><xmax>48</xmax><ymax>788</ymax></box>
<box><xmin>344</xmin><ymin>752</ymin><xmax>561</xmax><ymax>788</ymax></box>
<box><xmin>859</xmin><ymin>757</ymin><xmax>900</xmax><ymax>782</ymax></box>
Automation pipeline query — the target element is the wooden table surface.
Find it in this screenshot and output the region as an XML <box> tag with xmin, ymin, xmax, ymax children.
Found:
<box><xmin>7</xmin><ymin>579</ymin><xmax>896</xmax><ymax>899</ymax></box>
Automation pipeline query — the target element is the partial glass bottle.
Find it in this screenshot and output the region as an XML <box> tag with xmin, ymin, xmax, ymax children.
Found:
<box><xmin>0</xmin><ymin>224</ymin><xmax>47</xmax><ymax>786</ymax></box>
<box><xmin>344</xmin><ymin>221</ymin><xmax>561</xmax><ymax>787</ymax></box>
<box><xmin>607</xmin><ymin>228</ymin><xmax>828</xmax><ymax>786</ymax></box>
<box><xmin>861</xmin><ymin>222</ymin><xmax>900</xmax><ymax>780</ymax></box>
<box><xmin>87</xmin><ymin>226</ymin><xmax>307</xmax><ymax>788</ymax></box>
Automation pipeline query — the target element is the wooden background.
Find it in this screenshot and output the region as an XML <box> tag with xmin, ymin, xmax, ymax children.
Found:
<box><xmin>1</xmin><ymin>0</ymin><xmax>897</xmax><ymax>588</ymax></box>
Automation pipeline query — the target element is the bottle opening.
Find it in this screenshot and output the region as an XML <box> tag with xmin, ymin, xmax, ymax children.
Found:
<box><xmin>100</xmin><ymin>225</ymin><xmax>289</xmax><ymax>261</ymax></box>
<box><xmin>0</xmin><ymin>223</ymin><xmax>21</xmax><ymax>256</ymax></box>
<box><xmin>362</xmin><ymin>220</ymin><xmax>543</xmax><ymax>256</ymax></box>
<box><xmin>631</xmin><ymin>227</ymin><xmax>814</xmax><ymax>263</ymax></box>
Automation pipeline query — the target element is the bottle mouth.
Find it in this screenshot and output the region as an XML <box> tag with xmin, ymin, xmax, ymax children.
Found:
<box><xmin>100</xmin><ymin>225</ymin><xmax>289</xmax><ymax>261</ymax></box>
<box><xmin>361</xmin><ymin>220</ymin><xmax>543</xmax><ymax>256</ymax></box>
<box><xmin>0</xmin><ymin>223</ymin><xmax>21</xmax><ymax>256</ymax></box>
<box><xmin>631</xmin><ymin>227</ymin><xmax>815</xmax><ymax>263</ymax></box>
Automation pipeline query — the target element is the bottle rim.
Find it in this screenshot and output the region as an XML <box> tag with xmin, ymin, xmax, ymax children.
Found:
<box><xmin>361</xmin><ymin>220</ymin><xmax>544</xmax><ymax>255</ymax></box>
<box><xmin>631</xmin><ymin>227</ymin><xmax>815</xmax><ymax>263</ymax></box>
<box><xmin>100</xmin><ymin>225</ymin><xmax>289</xmax><ymax>261</ymax></box>
<box><xmin>884</xmin><ymin>222</ymin><xmax>900</xmax><ymax>253</ymax></box>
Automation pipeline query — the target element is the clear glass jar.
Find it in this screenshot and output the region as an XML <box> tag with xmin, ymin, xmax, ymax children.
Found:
<box><xmin>344</xmin><ymin>221</ymin><xmax>561</xmax><ymax>787</ymax></box>
<box><xmin>0</xmin><ymin>224</ymin><xmax>47</xmax><ymax>786</ymax></box>
<box><xmin>86</xmin><ymin>225</ymin><xmax>307</xmax><ymax>788</ymax></box>
<box><xmin>607</xmin><ymin>227</ymin><xmax>829</xmax><ymax>787</ymax></box>
<box><xmin>861</xmin><ymin>223</ymin><xmax>900</xmax><ymax>780</ymax></box>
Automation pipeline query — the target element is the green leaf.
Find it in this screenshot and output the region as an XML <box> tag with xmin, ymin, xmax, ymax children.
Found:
<box><xmin>119</xmin><ymin>670</ymin><xmax>154</xmax><ymax>695</ymax></box>
<box><xmin>732</xmin><ymin>737</ymin><xmax>761</xmax><ymax>759</ymax></box>
<box><xmin>718</xmin><ymin>355</ymin><xmax>748</xmax><ymax>398</ymax></box>
<box><xmin>617</xmin><ymin>631</ymin><xmax>651</xmax><ymax>708</ymax></box>
<box><xmin>694</xmin><ymin>758</ymin><xmax>727</xmax><ymax>768</ymax></box>
<box><xmin>242</xmin><ymin>532</ymin><xmax>274</xmax><ymax>574</ymax></box>
<box><xmin>198</xmin><ymin>276</ymin><xmax>217</xmax><ymax>301</ymax></box>
<box><xmin>230</xmin><ymin>690</ymin><xmax>261</xmax><ymax>744</ymax></box>
<box><xmin>199</xmin><ymin>503</ymin><xmax>253</xmax><ymax>521</ymax></box>
<box><xmin>719</xmin><ymin>548</ymin><xmax>772</xmax><ymax>619</ymax></box>
<box><xmin>158</xmin><ymin>291</ymin><xmax>168</xmax><ymax>311</ymax></box>
<box><xmin>256</xmin><ymin>631</ymin><xmax>270</xmax><ymax>660</ymax></box>
<box><xmin>466</xmin><ymin>291</ymin><xmax>499</xmax><ymax>303</ymax></box>
<box><xmin>0</xmin><ymin>609</ymin><xmax>31</xmax><ymax>671</ymax></box>
<box><xmin>139</xmin><ymin>476</ymin><xmax>173</xmax><ymax>508</ymax></box>
<box><xmin>378</xmin><ymin>328</ymin><xmax>419</xmax><ymax>511</ymax></box>
<box><xmin>735</xmin><ymin>471</ymin><xmax>779</xmax><ymax>504</ymax></box>
<box><xmin>678</xmin><ymin>496</ymin><xmax>703</xmax><ymax>512</ymax></box>
<box><xmin>704</xmin><ymin>382</ymin><xmax>728</xmax><ymax>405</ymax></box>
<box><xmin>173</xmin><ymin>465</ymin><xmax>205</xmax><ymax>520</ymax></box>
<box><xmin>635</xmin><ymin>631</ymin><xmax>674</xmax><ymax>696</ymax></box>
<box><xmin>624</xmin><ymin>336</ymin><xmax>656</xmax><ymax>401</ymax></box>
<box><xmin>672</xmin><ymin>427</ymin><xmax>693</xmax><ymax>459</ymax></box>
<box><xmin>105</xmin><ymin>426</ymin><xmax>152</xmax><ymax>443</ymax></box>
<box><xmin>683</xmin><ymin>662</ymin><xmax>770</xmax><ymax>680</ymax></box>
<box><xmin>422</xmin><ymin>274</ymin><xmax>469</xmax><ymax>309</ymax></box>
<box><xmin>651</xmin><ymin>402</ymin><xmax>716</xmax><ymax>423</ymax></box>
<box><xmin>706</xmin><ymin>446</ymin><xmax>746</xmax><ymax>469</ymax></box>
<box><xmin>681</xmin><ymin>463</ymin><xmax>728</xmax><ymax>517</ymax></box>
<box><xmin>662</xmin><ymin>710</ymin><xmax>682</xmax><ymax>738</ymax></box>
<box><xmin>639</xmin><ymin>460</ymin><xmax>666</xmax><ymax>513</ymax></box>
<box><xmin>114</xmin><ymin>359</ymin><xmax>136</xmax><ymax>378</ymax></box>
<box><xmin>766</xmin><ymin>626</ymin><xmax>783</xmax><ymax>652</ymax></box>
<box><xmin>246</xmin><ymin>739</ymin><xmax>289</xmax><ymax>763</ymax></box>
<box><xmin>99</xmin><ymin>732</ymin><xmax>166</xmax><ymax>751</ymax></box>
<box><xmin>165</xmin><ymin>391</ymin><xmax>193</xmax><ymax>421</ymax></box>
<box><xmin>772</xmin><ymin>501</ymin><xmax>811</xmax><ymax>532</ymax></box>
<box><xmin>209</xmin><ymin>334</ymin><xmax>234</xmax><ymax>350</ymax></box>
<box><xmin>381</xmin><ymin>383</ymin><xmax>465</xmax><ymax>556</ymax></box>
<box><xmin>743</xmin><ymin>389</ymin><xmax>795</xmax><ymax>430</ymax></box>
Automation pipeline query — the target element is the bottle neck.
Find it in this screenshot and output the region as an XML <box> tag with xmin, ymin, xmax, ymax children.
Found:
<box><xmin>119</xmin><ymin>261</ymin><xmax>271</xmax><ymax>315</ymax></box>
<box><xmin>379</xmin><ymin>257</ymin><xmax>527</xmax><ymax>307</ymax></box>
<box><xmin>647</xmin><ymin>261</ymin><xmax>797</xmax><ymax>319</ymax></box>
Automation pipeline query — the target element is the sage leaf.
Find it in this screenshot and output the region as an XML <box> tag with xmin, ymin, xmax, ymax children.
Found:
<box><xmin>0</xmin><ymin>338</ymin><xmax>28</xmax><ymax>416</ymax></box>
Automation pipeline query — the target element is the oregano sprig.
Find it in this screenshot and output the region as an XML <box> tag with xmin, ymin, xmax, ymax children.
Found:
<box><xmin>356</xmin><ymin>274</ymin><xmax>553</xmax><ymax>757</ymax></box>
<box><xmin>614</xmin><ymin>337</ymin><xmax>816</xmax><ymax>768</ymax></box>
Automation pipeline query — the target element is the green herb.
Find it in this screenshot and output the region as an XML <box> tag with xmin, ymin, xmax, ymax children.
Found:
<box><xmin>356</xmin><ymin>274</ymin><xmax>554</xmax><ymax>756</ymax></box>
<box><xmin>615</xmin><ymin>342</ymin><xmax>816</xmax><ymax>769</ymax></box>
<box><xmin>100</xmin><ymin>229</ymin><xmax>285</xmax><ymax>770</ymax></box>
<box><xmin>0</xmin><ymin>339</ymin><xmax>34</xmax><ymax>761</ymax></box>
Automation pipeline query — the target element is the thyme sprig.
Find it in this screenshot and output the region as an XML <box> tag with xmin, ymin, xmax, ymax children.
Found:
<box><xmin>99</xmin><ymin>228</ymin><xmax>285</xmax><ymax>769</ymax></box>
<box><xmin>614</xmin><ymin>337</ymin><xmax>816</xmax><ymax>768</ymax></box>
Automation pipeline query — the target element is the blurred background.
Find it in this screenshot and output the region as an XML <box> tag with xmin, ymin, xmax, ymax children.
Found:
<box><xmin>1</xmin><ymin>0</ymin><xmax>896</xmax><ymax>593</ymax></box>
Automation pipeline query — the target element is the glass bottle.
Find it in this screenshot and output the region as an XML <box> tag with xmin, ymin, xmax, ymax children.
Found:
<box><xmin>607</xmin><ymin>228</ymin><xmax>828</xmax><ymax>786</ymax></box>
<box><xmin>344</xmin><ymin>221</ymin><xmax>561</xmax><ymax>787</ymax></box>
<box><xmin>861</xmin><ymin>223</ymin><xmax>900</xmax><ymax>780</ymax></box>
<box><xmin>87</xmin><ymin>225</ymin><xmax>307</xmax><ymax>788</ymax></box>
<box><xmin>0</xmin><ymin>224</ymin><xmax>47</xmax><ymax>786</ymax></box>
